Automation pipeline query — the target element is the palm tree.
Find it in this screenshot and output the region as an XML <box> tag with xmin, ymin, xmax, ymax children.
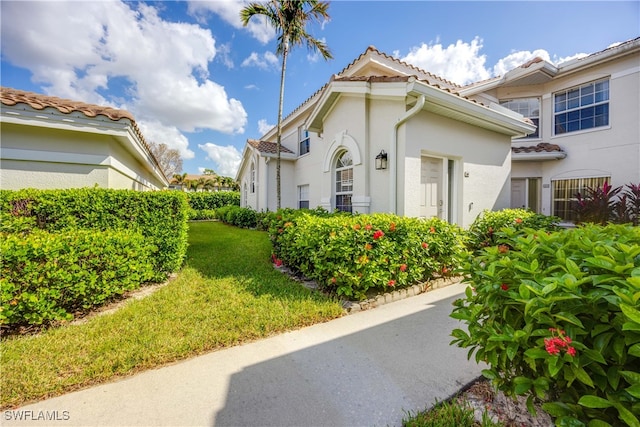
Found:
<box><xmin>172</xmin><ymin>172</ymin><xmax>188</xmax><ymax>190</ymax></box>
<box><xmin>241</xmin><ymin>0</ymin><xmax>332</xmax><ymax>209</ymax></box>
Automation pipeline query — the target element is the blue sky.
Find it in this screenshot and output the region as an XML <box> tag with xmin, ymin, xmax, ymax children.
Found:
<box><xmin>1</xmin><ymin>1</ymin><xmax>638</xmax><ymax>177</ymax></box>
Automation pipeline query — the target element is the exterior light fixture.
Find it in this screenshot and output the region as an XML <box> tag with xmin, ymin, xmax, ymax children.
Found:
<box><xmin>375</xmin><ymin>150</ymin><xmax>388</xmax><ymax>170</ymax></box>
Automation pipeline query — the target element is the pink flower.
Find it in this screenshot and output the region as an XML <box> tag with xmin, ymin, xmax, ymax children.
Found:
<box><xmin>365</xmin><ymin>224</ymin><xmax>372</xmax><ymax>231</ymax></box>
<box><xmin>567</xmin><ymin>347</ymin><xmax>576</xmax><ymax>357</ymax></box>
<box><xmin>274</xmin><ymin>259</ymin><xmax>283</xmax><ymax>267</ymax></box>
<box><xmin>373</xmin><ymin>230</ymin><xmax>385</xmax><ymax>240</ymax></box>
<box><xmin>387</xmin><ymin>280</ymin><xmax>396</xmax><ymax>287</ymax></box>
<box><xmin>544</xmin><ymin>329</ymin><xmax>576</xmax><ymax>357</ymax></box>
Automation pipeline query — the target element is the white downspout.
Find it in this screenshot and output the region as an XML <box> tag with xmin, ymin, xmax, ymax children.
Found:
<box><xmin>390</xmin><ymin>94</ymin><xmax>425</xmax><ymax>213</ymax></box>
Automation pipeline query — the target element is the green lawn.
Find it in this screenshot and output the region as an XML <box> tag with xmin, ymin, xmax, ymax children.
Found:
<box><xmin>1</xmin><ymin>221</ymin><xmax>343</xmax><ymax>409</ymax></box>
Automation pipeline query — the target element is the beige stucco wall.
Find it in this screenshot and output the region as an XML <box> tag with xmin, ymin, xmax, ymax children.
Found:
<box><xmin>0</xmin><ymin>121</ymin><xmax>165</xmax><ymax>191</ymax></box>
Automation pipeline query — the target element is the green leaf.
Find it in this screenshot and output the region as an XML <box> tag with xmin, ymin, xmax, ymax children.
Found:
<box><xmin>575</xmin><ymin>367</ymin><xmax>595</xmax><ymax>388</ymax></box>
<box><xmin>613</xmin><ymin>402</ymin><xmax>640</xmax><ymax>427</ymax></box>
<box><xmin>626</xmin><ymin>384</ymin><xmax>640</xmax><ymax>399</ymax></box>
<box><xmin>621</xmin><ymin>303</ymin><xmax>640</xmax><ymax>324</ymax></box>
<box><xmin>629</xmin><ymin>343</ymin><xmax>640</xmax><ymax>357</ymax></box>
<box><xmin>587</xmin><ymin>420</ymin><xmax>612</xmax><ymax>427</ymax></box>
<box><xmin>541</xmin><ymin>401</ymin><xmax>573</xmax><ymax>417</ymax></box>
<box><xmin>578</xmin><ymin>395</ymin><xmax>614</xmax><ymax>408</ymax></box>
<box><xmin>554</xmin><ymin>312</ymin><xmax>585</xmax><ymax>328</ymax></box>
<box><xmin>621</xmin><ymin>370</ymin><xmax>640</xmax><ymax>385</ymax></box>
<box><xmin>481</xmin><ymin>369</ymin><xmax>497</xmax><ymax>380</ymax></box>
<box><xmin>583</xmin><ymin>349</ymin><xmax>607</xmax><ymax>365</ymax></box>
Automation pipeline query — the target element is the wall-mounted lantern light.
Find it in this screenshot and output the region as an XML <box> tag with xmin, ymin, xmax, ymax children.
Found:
<box><xmin>375</xmin><ymin>150</ymin><xmax>388</xmax><ymax>170</ymax></box>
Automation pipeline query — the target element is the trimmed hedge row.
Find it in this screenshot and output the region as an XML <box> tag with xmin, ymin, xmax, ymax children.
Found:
<box><xmin>0</xmin><ymin>189</ymin><xmax>189</xmax><ymax>279</ymax></box>
<box><xmin>1</xmin><ymin>229</ymin><xmax>155</xmax><ymax>327</ymax></box>
<box><xmin>186</xmin><ymin>191</ymin><xmax>240</xmax><ymax>210</ymax></box>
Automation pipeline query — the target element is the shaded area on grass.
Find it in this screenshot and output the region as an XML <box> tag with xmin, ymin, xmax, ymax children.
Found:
<box><xmin>1</xmin><ymin>222</ymin><xmax>343</xmax><ymax>409</ymax></box>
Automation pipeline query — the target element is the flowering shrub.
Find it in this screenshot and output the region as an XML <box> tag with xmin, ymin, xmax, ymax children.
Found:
<box><xmin>269</xmin><ymin>212</ymin><xmax>465</xmax><ymax>300</ymax></box>
<box><xmin>466</xmin><ymin>208</ymin><xmax>560</xmax><ymax>253</ymax></box>
<box><xmin>451</xmin><ymin>224</ymin><xmax>640</xmax><ymax>426</ymax></box>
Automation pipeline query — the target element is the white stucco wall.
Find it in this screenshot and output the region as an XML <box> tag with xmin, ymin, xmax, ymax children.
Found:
<box><xmin>402</xmin><ymin>111</ymin><xmax>512</xmax><ymax>227</ymax></box>
<box><xmin>497</xmin><ymin>53</ymin><xmax>640</xmax><ymax>216</ymax></box>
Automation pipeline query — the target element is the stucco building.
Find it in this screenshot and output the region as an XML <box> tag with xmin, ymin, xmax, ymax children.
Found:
<box><xmin>1</xmin><ymin>87</ymin><xmax>168</xmax><ymax>191</ymax></box>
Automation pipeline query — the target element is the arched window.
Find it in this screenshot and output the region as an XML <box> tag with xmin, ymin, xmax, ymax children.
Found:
<box><xmin>335</xmin><ymin>150</ymin><xmax>353</xmax><ymax>212</ymax></box>
<box><xmin>250</xmin><ymin>163</ymin><xmax>256</xmax><ymax>193</ymax></box>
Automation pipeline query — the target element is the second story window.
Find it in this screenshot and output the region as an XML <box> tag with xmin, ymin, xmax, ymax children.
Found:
<box><xmin>554</xmin><ymin>79</ymin><xmax>609</xmax><ymax>135</ymax></box>
<box><xmin>250</xmin><ymin>163</ymin><xmax>256</xmax><ymax>193</ymax></box>
<box><xmin>299</xmin><ymin>127</ymin><xmax>310</xmax><ymax>156</ymax></box>
<box><xmin>500</xmin><ymin>98</ymin><xmax>540</xmax><ymax>139</ymax></box>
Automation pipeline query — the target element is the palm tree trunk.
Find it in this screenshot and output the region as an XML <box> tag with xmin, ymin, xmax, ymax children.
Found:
<box><xmin>276</xmin><ymin>41</ymin><xmax>288</xmax><ymax>210</ymax></box>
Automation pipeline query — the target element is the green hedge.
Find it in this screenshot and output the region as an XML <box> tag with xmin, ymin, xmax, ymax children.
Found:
<box><xmin>451</xmin><ymin>224</ymin><xmax>640</xmax><ymax>426</ymax></box>
<box><xmin>268</xmin><ymin>211</ymin><xmax>466</xmax><ymax>300</ymax></box>
<box><xmin>0</xmin><ymin>188</ymin><xmax>189</xmax><ymax>280</ymax></box>
<box><xmin>1</xmin><ymin>229</ymin><xmax>155</xmax><ymax>327</ymax></box>
<box><xmin>186</xmin><ymin>191</ymin><xmax>240</xmax><ymax>210</ymax></box>
<box><xmin>215</xmin><ymin>205</ymin><xmax>258</xmax><ymax>229</ymax></box>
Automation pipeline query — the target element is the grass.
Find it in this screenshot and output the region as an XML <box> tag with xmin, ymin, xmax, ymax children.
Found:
<box><xmin>403</xmin><ymin>400</ymin><xmax>503</xmax><ymax>427</ymax></box>
<box><xmin>0</xmin><ymin>221</ymin><xmax>344</xmax><ymax>409</ymax></box>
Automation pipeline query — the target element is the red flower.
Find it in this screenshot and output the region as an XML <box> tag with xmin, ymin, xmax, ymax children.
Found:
<box><xmin>501</xmin><ymin>283</ymin><xmax>509</xmax><ymax>291</ymax></box>
<box><xmin>544</xmin><ymin>329</ymin><xmax>576</xmax><ymax>357</ymax></box>
<box><xmin>389</xmin><ymin>222</ymin><xmax>396</xmax><ymax>231</ymax></box>
<box><xmin>387</xmin><ymin>280</ymin><xmax>396</xmax><ymax>287</ymax></box>
<box><xmin>544</xmin><ymin>338</ymin><xmax>560</xmax><ymax>355</ymax></box>
<box><xmin>498</xmin><ymin>245</ymin><xmax>509</xmax><ymax>254</ymax></box>
<box><xmin>274</xmin><ymin>259</ymin><xmax>283</xmax><ymax>267</ymax></box>
<box><xmin>421</xmin><ymin>242</ymin><xmax>428</xmax><ymax>249</ymax></box>
<box><xmin>353</xmin><ymin>224</ymin><xmax>361</xmax><ymax>230</ymax></box>
<box><xmin>330</xmin><ymin>277</ymin><xmax>337</xmax><ymax>284</ymax></box>
<box><xmin>515</xmin><ymin>218</ymin><xmax>523</xmax><ymax>224</ymax></box>
<box><xmin>365</xmin><ymin>224</ymin><xmax>372</xmax><ymax>230</ymax></box>
<box><xmin>400</xmin><ymin>264</ymin><xmax>407</xmax><ymax>272</ymax></box>
<box><xmin>429</xmin><ymin>226</ymin><xmax>436</xmax><ymax>233</ymax></box>
<box><xmin>567</xmin><ymin>347</ymin><xmax>577</xmax><ymax>357</ymax></box>
<box><xmin>373</xmin><ymin>230</ymin><xmax>385</xmax><ymax>240</ymax></box>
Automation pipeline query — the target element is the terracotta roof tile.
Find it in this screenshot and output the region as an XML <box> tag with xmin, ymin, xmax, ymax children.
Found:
<box><xmin>512</xmin><ymin>142</ymin><xmax>564</xmax><ymax>154</ymax></box>
<box><xmin>1</xmin><ymin>87</ymin><xmax>134</xmax><ymax>121</ymax></box>
<box><xmin>1</xmin><ymin>86</ymin><xmax>165</xmax><ymax>180</ymax></box>
<box><xmin>248</xmin><ymin>139</ymin><xmax>295</xmax><ymax>155</ymax></box>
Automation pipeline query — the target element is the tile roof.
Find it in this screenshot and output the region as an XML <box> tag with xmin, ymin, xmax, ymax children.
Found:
<box><xmin>1</xmin><ymin>87</ymin><xmax>134</xmax><ymax>121</ymax></box>
<box><xmin>512</xmin><ymin>142</ymin><xmax>564</xmax><ymax>154</ymax></box>
<box><xmin>1</xmin><ymin>86</ymin><xmax>165</xmax><ymax>179</ymax></box>
<box><xmin>248</xmin><ymin>139</ymin><xmax>295</xmax><ymax>154</ymax></box>
<box><xmin>340</xmin><ymin>46</ymin><xmax>461</xmax><ymax>88</ymax></box>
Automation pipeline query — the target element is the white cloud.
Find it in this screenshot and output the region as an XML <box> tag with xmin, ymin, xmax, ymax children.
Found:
<box><xmin>187</xmin><ymin>0</ymin><xmax>275</xmax><ymax>44</ymax></box>
<box><xmin>258</xmin><ymin>119</ymin><xmax>274</xmax><ymax>136</ymax></box>
<box><xmin>400</xmin><ymin>37</ymin><xmax>491</xmax><ymax>85</ymax></box>
<box><xmin>492</xmin><ymin>49</ymin><xmax>551</xmax><ymax>77</ymax></box>
<box><xmin>137</xmin><ymin>120</ymin><xmax>195</xmax><ymax>160</ymax></box>
<box><xmin>241</xmin><ymin>51</ymin><xmax>279</xmax><ymax>70</ymax></box>
<box><xmin>307</xmin><ymin>38</ymin><xmax>327</xmax><ymax>63</ymax></box>
<box><xmin>0</xmin><ymin>0</ymin><xmax>247</xmax><ymax>159</ymax></box>
<box><xmin>198</xmin><ymin>143</ymin><xmax>242</xmax><ymax>177</ymax></box>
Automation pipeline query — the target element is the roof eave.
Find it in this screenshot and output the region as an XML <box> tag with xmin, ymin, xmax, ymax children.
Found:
<box><xmin>407</xmin><ymin>80</ymin><xmax>537</xmax><ymax>137</ymax></box>
<box><xmin>513</xmin><ymin>152</ymin><xmax>567</xmax><ymax>161</ymax></box>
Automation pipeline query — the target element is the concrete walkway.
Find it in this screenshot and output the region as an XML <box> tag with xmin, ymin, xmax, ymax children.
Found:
<box><xmin>4</xmin><ymin>282</ymin><xmax>483</xmax><ymax>427</ymax></box>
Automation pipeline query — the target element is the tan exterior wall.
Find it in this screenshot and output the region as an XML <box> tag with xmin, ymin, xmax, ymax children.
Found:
<box><xmin>0</xmin><ymin>122</ymin><xmax>165</xmax><ymax>190</ymax></box>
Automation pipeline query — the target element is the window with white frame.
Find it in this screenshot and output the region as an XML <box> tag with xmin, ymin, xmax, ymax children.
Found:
<box><xmin>500</xmin><ymin>98</ymin><xmax>540</xmax><ymax>139</ymax></box>
<box><xmin>335</xmin><ymin>150</ymin><xmax>353</xmax><ymax>213</ymax></box>
<box><xmin>299</xmin><ymin>127</ymin><xmax>310</xmax><ymax>156</ymax></box>
<box><xmin>243</xmin><ymin>183</ymin><xmax>248</xmax><ymax>206</ymax></box>
<box><xmin>298</xmin><ymin>185</ymin><xmax>309</xmax><ymax>209</ymax></box>
<box><xmin>554</xmin><ymin>79</ymin><xmax>609</xmax><ymax>135</ymax></box>
<box><xmin>552</xmin><ymin>176</ymin><xmax>609</xmax><ymax>222</ymax></box>
<box><xmin>250</xmin><ymin>163</ymin><xmax>256</xmax><ymax>193</ymax></box>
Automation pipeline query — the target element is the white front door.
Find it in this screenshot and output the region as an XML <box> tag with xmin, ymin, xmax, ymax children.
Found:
<box><xmin>511</xmin><ymin>178</ymin><xmax>527</xmax><ymax>209</ymax></box>
<box><xmin>420</xmin><ymin>156</ymin><xmax>443</xmax><ymax>219</ymax></box>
